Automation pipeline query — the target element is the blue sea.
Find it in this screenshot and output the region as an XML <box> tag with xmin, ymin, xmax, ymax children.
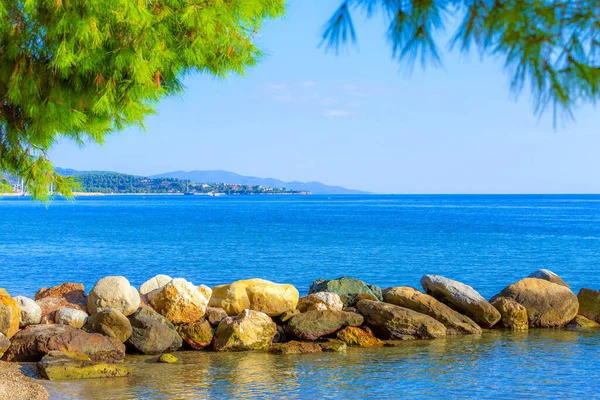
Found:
<box><xmin>2</xmin><ymin>194</ymin><xmax>600</xmax><ymax>398</ymax></box>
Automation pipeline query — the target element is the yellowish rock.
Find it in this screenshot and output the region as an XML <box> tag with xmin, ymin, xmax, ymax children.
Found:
<box><xmin>0</xmin><ymin>289</ymin><xmax>20</xmax><ymax>338</ymax></box>
<box><xmin>209</xmin><ymin>278</ymin><xmax>299</xmax><ymax>317</ymax></box>
<box><xmin>147</xmin><ymin>278</ymin><xmax>212</xmax><ymax>324</ymax></box>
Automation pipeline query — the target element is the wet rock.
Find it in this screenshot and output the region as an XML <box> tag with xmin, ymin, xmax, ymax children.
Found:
<box><xmin>34</xmin><ymin>283</ymin><xmax>87</xmax><ymax>310</ymax></box>
<box><xmin>14</xmin><ymin>296</ymin><xmax>42</xmax><ymax>328</ymax></box>
<box><xmin>569</xmin><ymin>315</ymin><xmax>600</xmax><ymax>329</ymax></box>
<box><xmin>357</xmin><ymin>299</ymin><xmax>447</xmax><ymax>340</ymax></box>
<box><xmin>490</xmin><ymin>297</ymin><xmax>528</xmax><ymax>330</ymax></box>
<box><xmin>382</xmin><ymin>286</ymin><xmax>482</xmax><ymax>335</ymax></box>
<box><xmin>319</xmin><ymin>339</ymin><xmax>347</xmax><ymax>352</ymax></box>
<box><xmin>37</xmin><ymin>351</ymin><xmax>131</xmax><ymax>381</ymax></box>
<box><xmin>309</xmin><ymin>277</ymin><xmax>382</xmax><ymax>307</ymax></box>
<box><xmin>421</xmin><ymin>275</ymin><xmax>501</xmax><ymax>328</ymax></box>
<box><xmin>176</xmin><ymin>318</ymin><xmax>213</xmax><ymax>349</ymax></box>
<box><xmin>139</xmin><ymin>275</ymin><xmax>172</xmax><ymax>297</ymax></box>
<box><xmin>286</xmin><ymin>310</ymin><xmax>364</xmax><ymax>341</ymax></box>
<box><xmin>269</xmin><ymin>341</ymin><xmax>322</xmax><ymax>355</ymax></box>
<box><xmin>0</xmin><ymin>289</ymin><xmax>20</xmax><ymax>338</ymax></box>
<box><xmin>527</xmin><ymin>269</ymin><xmax>569</xmax><ymax>288</ymax></box>
<box><xmin>336</xmin><ymin>326</ymin><xmax>384</xmax><ymax>347</ymax></box>
<box><xmin>55</xmin><ymin>308</ymin><xmax>88</xmax><ymax>329</ymax></box>
<box><xmin>2</xmin><ymin>324</ymin><xmax>125</xmax><ymax>362</ymax></box>
<box><xmin>36</xmin><ymin>296</ymin><xmax>87</xmax><ymax>325</ymax></box>
<box><xmin>126</xmin><ymin>308</ymin><xmax>182</xmax><ymax>355</ymax></box>
<box><xmin>157</xmin><ymin>353</ymin><xmax>178</xmax><ymax>363</ymax></box>
<box><xmin>493</xmin><ymin>278</ymin><xmax>578</xmax><ymax>328</ymax></box>
<box><xmin>85</xmin><ymin>309</ymin><xmax>132</xmax><ymax>343</ymax></box>
<box><xmin>209</xmin><ymin>278</ymin><xmax>299</xmax><ymax>317</ymax></box>
<box><xmin>577</xmin><ymin>288</ymin><xmax>600</xmax><ymax>323</ymax></box>
<box><xmin>88</xmin><ymin>276</ymin><xmax>140</xmax><ymax>317</ymax></box>
<box><xmin>212</xmin><ymin>309</ymin><xmax>277</xmax><ymax>351</ymax></box>
<box><xmin>147</xmin><ymin>278</ymin><xmax>211</xmax><ymax>324</ymax></box>
<box><xmin>297</xmin><ymin>292</ymin><xmax>344</xmax><ymax>312</ymax></box>
<box><xmin>205</xmin><ymin>307</ymin><xmax>228</xmax><ymax>327</ymax></box>
<box><xmin>0</xmin><ymin>334</ymin><xmax>9</xmax><ymax>358</ymax></box>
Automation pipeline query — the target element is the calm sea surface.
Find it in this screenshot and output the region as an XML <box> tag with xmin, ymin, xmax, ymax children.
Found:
<box><xmin>2</xmin><ymin>194</ymin><xmax>600</xmax><ymax>398</ymax></box>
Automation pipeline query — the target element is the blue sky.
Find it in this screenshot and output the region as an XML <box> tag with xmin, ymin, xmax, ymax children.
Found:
<box><xmin>49</xmin><ymin>1</ymin><xmax>599</xmax><ymax>194</ymax></box>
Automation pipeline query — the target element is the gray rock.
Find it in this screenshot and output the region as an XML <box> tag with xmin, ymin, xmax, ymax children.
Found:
<box><xmin>55</xmin><ymin>308</ymin><xmax>88</xmax><ymax>329</ymax></box>
<box><xmin>14</xmin><ymin>296</ymin><xmax>42</xmax><ymax>327</ymax></box>
<box><xmin>126</xmin><ymin>307</ymin><xmax>182</xmax><ymax>355</ymax></box>
<box><xmin>205</xmin><ymin>307</ymin><xmax>228</xmax><ymax>327</ymax></box>
<box><xmin>286</xmin><ymin>310</ymin><xmax>364</xmax><ymax>341</ymax></box>
<box><xmin>88</xmin><ymin>276</ymin><xmax>140</xmax><ymax>317</ymax></box>
<box><xmin>527</xmin><ymin>269</ymin><xmax>570</xmax><ymax>288</ymax></box>
<box><xmin>421</xmin><ymin>275</ymin><xmax>501</xmax><ymax>328</ymax></box>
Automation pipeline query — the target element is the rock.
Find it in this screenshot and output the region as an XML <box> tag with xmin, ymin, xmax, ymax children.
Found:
<box><xmin>88</xmin><ymin>276</ymin><xmax>140</xmax><ymax>317</ymax></box>
<box><xmin>269</xmin><ymin>341</ymin><xmax>322</xmax><ymax>355</ymax></box>
<box><xmin>274</xmin><ymin>325</ymin><xmax>287</xmax><ymax>343</ymax></box>
<box><xmin>212</xmin><ymin>309</ymin><xmax>277</xmax><ymax>351</ymax></box>
<box><xmin>55</xmin><ymin>308</ymin><xmax>89</xmax><ymax>329</ymax></box>
<box><xmin>382</xmin><ymin>287</ymin><xmax>482</xmax><ymax>335</ymax></box>
<box><xmin>421</xmin><ymin>275</ymin><xmax>501</xmax><ymax>328</ymax></box>
<box><xmin>147</xmin><ymin>278</ymin><xmax>211</xmax><ymax>324</ymax></box>
<box><xmin>279</xmin><ymin>309</ymin><xmax>300</xmax><ymax>323</ymax></box>
<box><xmin>297</xmin><ymin>292</ymin><xmax>344</xmax><ymax>312</ymax></box>
<box><xmin>176</xmin><ymin>318</ymin><xmax>213</xmax><ymax>349</ymax></box>
<box><xmin>205</xmin><ymin>307</ymin><xmax>228</xmax><ymax>327</ymax></box>
<box><xmin>14</xmin><ymin>296</ymin><xmax>42</xmax><ymax>328</ymax></box>
<box><xmin>319</xmin><ymin>339</ymin><xmax>347</xmax><ymax>352</ymax></box>
<box><xmin>0</xmin><ymin>334</ymin><xmax>9</xmax><ymax>358</ymax></box>
<box><xmin>34</xmin><ymin>283</ymin><xmax>87</xmax><ymax>309</ymax></box>
<box><xmin>0</xmin><ymin>289</ymin><xmax>20</xmax><ymax>338</ymax></box>
<box><xmin>0</xmin><ymin>360</ymin><xmax>49</xmax><ymax>400</ymax></box>
<box><xmin>493</xmin><ymin>278</ymin><xmax>578</xmax><ymax>328</ymax></box>
<box><xmin>37</xmin><ymin>351</ymin><xmax>132</xmax><ymax>381</ymax></box>
<box><xmin>336</xmin><ymin>326</ymin><xmax>384</xmax><ymax>347</ymax></box>
<box><xmin>569</xmin><ymin>315</ymin><xmax>600</xmax><ymax>329</ymax></box>
<box><xmin>157</xmin><ymin>353</ymin><xmax>178</xmax><ymax>363</ymax></box>
<box><xmin>309</xmin><ymin>277</ymin><xmax>382</xmax><ymax>307</ymax></box>
<box><xmin>286</xmin><ymin>310</ymin><xmax>364</xmax><ymax>341</ymax></box>
<box><xmin>36</xmin><ymin>296</ymin><xmax>87</xmax><ymax>325</ymax></box>
<box><xmin>577</xmin><ymin>288</ymin><xmax>600</xmax><ymax>323</ymax></box>
<box><xmin>527</xmin><ymin>269</ymin><xmax>569</xmax><ymax>288</ymax></box>
<box><xmin>139</xmin><ymin>274</ymin><xmax>172</xmax><ymax>296</ymax></box>
<box><xmin>357</xmin><ymin>299</ymin><xmax>447</xmax><ymax>340</ymax></box>
<box><xmin>2</xmin><ymin>324</ymin><xmax>125</xmax><ymax>362</ymax></box>
<box><xmin>490</xmin><ymin>297</ymin><xmax>528</xmax><ymax>330</ymax></box>
<box><xmin>85</xmin><ymin>309</ymin><xmax>132</xmax><ymax>343</ymax></box>
<box><xmin>209</xmin><ymin>278</ymin><xmax>299</xmax><ymax>317</ymax></box>
<box><xmin>126</xmin><ymin>307</ymin><xmax>182</xmax><ymax>355</ymax></box>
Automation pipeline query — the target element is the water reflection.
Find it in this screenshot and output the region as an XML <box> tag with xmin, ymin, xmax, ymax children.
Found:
<box><xmin>43</xmin><ymin>329</ymin><xmax>600</xmax><ymax>399</ymax></box>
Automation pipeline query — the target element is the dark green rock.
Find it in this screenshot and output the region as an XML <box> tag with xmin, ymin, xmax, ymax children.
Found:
<box><xmin>176</xmin><ymin>318</ymin><xmax>213</xmax><ymax>349</ymax></box>
<box><xmin>126</xmin><ymin>308</ymin><xmax>182</xmax><ymax>355</ymax></box>
<box><xmin>309</xmin><ymin>277</ymin><xmax>382</xmax><ymax>307</ymax></box>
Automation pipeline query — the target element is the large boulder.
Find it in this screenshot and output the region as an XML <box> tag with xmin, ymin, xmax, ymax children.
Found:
<box><xmin>297</xmin><ymin>292</ymin><xmax>343</xmax><ymax>312</ymax></box>
<box><xmin>2</xmin><ymin>324</ymin><xmax>125</xmax><ymax>362</ymax></box>
<box><xmin>34</xmin><ymin>282</ymin><xmax>87</xmax><ymax>309</ymax></box>
<box><xmin>139</xmin><ymin>274</ymin><xmax>172</xmax><ymax>297</ymax></box>
<box><xmin>336</xmin><ymin>326</ymin><xmax>384</xmax><ymax>347</ymax></box>
<box><xmin>357</xmin><ymin>299</ymin><xmax>447</xmax><ymax>340</ymax></box>
<box><xmin>286</xmin><ymin>310</ymin><xmax>364</xmax><ymax>341</ymax></box>
<box><xmin>176</xmin><ymin>318</ymin><xmax>213</xmax><ymax>349</ymax></box>
<box><xmin>0</xmin><ymin>333</ymin><xmax>9</xmax><ymax>358</ymax></box>
<box><xmin>14</xmin><ymin>296</ymin><xmax>42</xmax><ymax>328</ymax></box>
<box><xmin>85</xmin><ymin>309</ymin><xmax>132</xmax><ymax>343</ymax></box>
<box><xmin>309</xmin><ymin>277</ymin><xmax>382</xmax><ymax>307</ymax></box>
<box><xmin>88</xmin><ymin>276</ymin><xmax>140</xmax><ymax>317</ymax></box>
<box><xmin>382</xmin><ymin>287</ymin><xmax>482</xmax><ymax>335</ymax></box>
<box><xmin>37</xmin><ymin>351</ymin><xmax>132</xmax><ymax>381</ymax></box>
<box><xmin>421</xmin><ymin>275</ymin><xmax>500</xmax><ymax>328</ymax></box>
<box><xmin>126</xmin><ymin>307</ymin><xmax>182</xmax><ymax>355</ymax></box>
<box><xmin>147</xmin><ymin>278</ymin><xmax>211</xmax><ymax>324</ymax></box>
<box><xmin>527</xmin><ymin>269</ymin><xmax>569</xmax><ymax>288</ymax></box>
<box><xmin>212</xmin><ymin>309</ymin><xmax>277</xmax><ymax>351</ymax></box>
<box><xmin>493</xmin><ymin>278</ymin><xmax>578</xmax><ymax>328</ymax></box>
<box><xmin>55</xmin><ymin>308</ymin><xmax>89</xmax><ymax>329</ymax></box>
<box><xmin>0</xmin><ymin>289</ymin><xmax>20</xmax><ymax>338</ymax></box>
<box><xmin>577</xmin><ymin>288</ymin><xmax>600</xmax><ymax>323</ymax></box>
<box><xmin>490</xmin><ymin>297</ymin><xmax>528</xmax><ymax>330</ymax></box>
<box><xmin>209</xmin><ymin>278</ymin><xmax>299</xmax><ymax>317</ymax></box>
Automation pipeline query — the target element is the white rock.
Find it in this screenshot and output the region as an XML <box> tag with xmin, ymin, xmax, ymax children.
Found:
<box><xmin>147</xmin><ymin>278</ymin><xmax>212</xmax><ymax>324</ymax></box>
<box><xmin>297</xmin><ymin>292</ymin><xmax>344</xmax><ymax>312</ymax></box>
<box><xmin>139</xmin><ymin>274</ymin><xmax>172</xmax><ymax>296</ymax></box>
<box><xmin>87</xmin><ymin>276</ymin><xmax>141</xmax><ymax>316</ymax></box>
<box><xmin>55</xmin><ymin>308</ymin><xmax>89</xmax><ymax>329</ymax></box>
<box><xmin>14</xmin><ymin>296</ymin><xmax>42</xmax><ymax>327</ymax></box>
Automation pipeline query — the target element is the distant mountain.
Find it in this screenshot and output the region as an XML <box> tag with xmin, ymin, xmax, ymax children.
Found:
<box><xmin>151</xmin><ymin>170</ymin><xmax>368</xmax><ymax>195</ymax></box>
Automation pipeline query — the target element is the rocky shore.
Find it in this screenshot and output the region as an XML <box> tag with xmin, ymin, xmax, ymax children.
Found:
<box><xmin>0</xmin><ymin>270</ymin><xmax>598</xmax><ymax>396</ymax></box>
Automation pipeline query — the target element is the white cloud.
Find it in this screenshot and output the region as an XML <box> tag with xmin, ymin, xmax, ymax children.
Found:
<box><xmin>324</xmin><ymin>109</ymin><xmax>353</xmax><ymax>118</ymax></box>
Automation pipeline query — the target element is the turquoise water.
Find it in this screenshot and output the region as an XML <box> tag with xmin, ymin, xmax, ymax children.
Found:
<box><xmin>3</xmin><ymin>194</ymin><xmax>600</xmax><ymax>398</ymax></box>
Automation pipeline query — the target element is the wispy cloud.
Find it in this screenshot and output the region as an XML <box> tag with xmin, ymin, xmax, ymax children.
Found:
<box><xmin>324</xmin><ymin>109</ymin><xmax>353</xmax><ymax>118</ymax></box>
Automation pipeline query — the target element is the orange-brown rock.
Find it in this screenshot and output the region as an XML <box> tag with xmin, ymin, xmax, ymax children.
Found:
<box><xmin>336</xmin><ymin>326</ymin><xmax>384</xmax><ymax>347</ymax></box>
<box><xmin>36</xmin><ymin>296</ymin><xmax>87</xmax><ymax>325</ymax></box>
<box><xmin>0</xmin><ymin>289</ymin><xmax>20</xmax><ymax>338</ymax></box>
<box><xmin>34</xmin><ymin>283</ymin><xmax>87</xmax><ymax>309</ymax></box>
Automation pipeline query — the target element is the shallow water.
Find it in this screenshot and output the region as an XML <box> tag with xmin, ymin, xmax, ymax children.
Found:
<box><xmin>40</xmin><ymin>329</ymin><xmax>600</xmax><ymax>399</ymax></box>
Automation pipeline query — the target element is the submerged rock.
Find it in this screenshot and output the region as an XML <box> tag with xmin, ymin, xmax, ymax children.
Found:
<box><xmin>55</xmin><ymin>308</ymin><xmax>88</xmax><ymax>329</ymax></box>
<box><xmin>176</xmin><ymin>318</ymin><xmax>213</xmax><ymax>349</ymax></box>
<box><xmin>309</xmin><ymin>277</ymin><xmax>382</xmax><ymax>307</ymax></box>
<box><xmin>14</xmin><ymin>296</ymin><xmax>42</xmax><ymax>328</ymax></box>
<box><xmin>493</xmin><ymin>278</ymin><xmax>578</xmax><ymax>328</ymax></box>
<box><xmin>88</xmin><ymin>276</ymin><xmax>140</xmax><ymax>317</ymax></box>
<box><xmin>209</xmin><ymin>278</ymin><xmax>299</xmax><ymax>317</ymax></box>
<box><xmin>569</xmin><ymin>315</ymin><xmax>600</xmax><ymax>329</ymax></box>
<box><xmin>205</xmin><ymin>307</ymin><xmax>228</xmax><ymax>327</ymax></box>
<box><xmin>269</xmin><ymin>341</ymin><xmax>322</xmax><ymax>355</ymax></box>
<box><xmin>286</xmin><ymin>310</ymin><xmax>364</xmax><ymax>341</ymax></box>
<box><xmin>297</xmin><ymin>292</ymin><xmax>344</xmax><ymax>312</ymax></box>
<box><xmin>421</xmin><ymin>275</ymin><xmax>500</xmax><ymax>328</ymax></box>
<box><xmin>147</xmin><ymin>278</ymin><xmax>211</xmax><ymax>324</ymax></box>
<box><xmin>577</xmin><ymin>288</ymin><xmax>600</xmax><ymax>323</ymax></box>
<box><xmin>0</xmin><ymin>289</ymin><xmax>20</xmax><ymax>338</ymax></box>
<box><xmin>37</xmin><ymin>351</ymin><xmax>131</xmax><ymax>381</ymax></box>
<box><xmin>382</xmin><ymin>286</ymin><xmax>482</xmax><ymax>335</ymax></box>
<box><xmin>336</xmin><ymin>326</ymin><xmax>384</xmax><ymax>347</ymax></box>
<box><xmin>490</xmin><ymin>297</ymin><xmax>528</xmax><ymax>330</ymax></box>
<box><xmin>85</xmin><ymin>309</ymin><xmax>132</xmax><ymax>343</ymax></box>
<box><xmin>212</xmin><ymin>309</ymin><xmax>277</xmax><ymax>351</ymax></box>
<box><xmin>2</xmin><ymin>324</ymin><xmax>125</xmax><ymax>362</ymax></box>
<box><xmin>319</xmin><ymin>339</ymin><xmax>347</xmax><ymax>352</ymax></box>
<box><xmin>157</xmin><ymin>353</ymin><xmax>178</xmax><ymax>364</ymax></box>
<box><xmin>357</xmin><ymin>299</ymin><xmax>447</xmax><ymax>340</ymax></box>
<box><xmin>527</xmin><ymin>269</ymin><xmax>569</xmax><ymax>288</ymax></box>
<box><xmin>126</xmin><ymin>308</ymin><xmax>182</xmax><ymax>355</ymax></box>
